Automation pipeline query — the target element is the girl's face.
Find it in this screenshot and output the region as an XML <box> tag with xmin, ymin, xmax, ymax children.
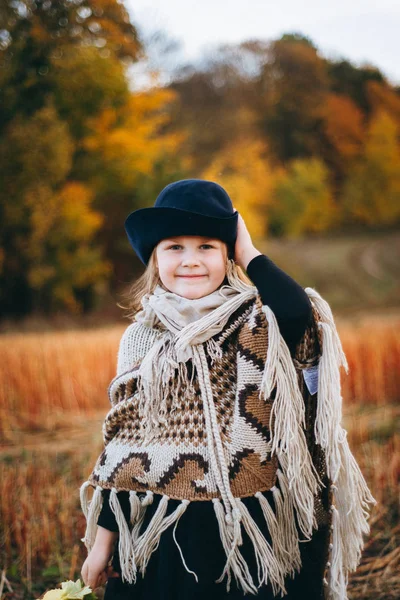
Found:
<box><xmin>155</xmin><ymin>236</ymin><xmax>228</xmax><ymax>299</ymax></box>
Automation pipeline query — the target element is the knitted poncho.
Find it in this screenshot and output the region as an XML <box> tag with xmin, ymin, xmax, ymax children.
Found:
<box><xmin>80</xmin><ymin>288</ymin><xmax>376</xmax><ymax>600</ymax></box>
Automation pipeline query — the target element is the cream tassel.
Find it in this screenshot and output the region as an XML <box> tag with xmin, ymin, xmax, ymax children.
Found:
<box><xmin>336</xmin><ymin>439</ymin><xmax>376</xmax><ymax>569</ymax></box>
<box><xmin>305</xmin><ymin>287</ymin><xmax>348</xmax><ymax>373</ymax></box>
<box><xmin>79</xmin><ymin>483</ymin><xmax>103</xmax><ymax>551</ymax></box>
<box><xmin>256</xmin><ymin>486</ymin><xmax>301</xmax><ymax>577</ymax></box>
<box><xmin>129</xmin><ymin>491</ymin><xmax>142</xmax><ymax>526</ymax></box>
<box><xmin>80</xmin><ymin>481</ymin><xmax>91</xmax><ymax>521</ymax></box>
<box><xmin>109</xmin><ymin>488</ymin><xmax>137</xmax><ymax>583</ymax></box>
<box><xmin>328</xmin><ymin>504</ymin><xmax>348</xmax><ymax>600</ymax></box>
<box><xmin>235</xmin><ymin>498</ymin><xmax>287</xmax><ymax>596</ymax></box>
<box><xmin>314</xmin><ymin>320</ymin><xmax>346</xmax><ymax>483</ymax></box>
<box><xmin>325</xmin><ymin>437</ymin><xmax>376</xmax><ymax>600</ymax></box>
<box><xmin>261</xmin><ymin>305</ymin><xmax>321</xmax><ymax>538</ymax></box>
<box><xmin>131</xmin><ymin>490</ymin><xmax>154</xmax><ymax>543</ymax></box>
<box><xmin>305</xmin><ymin>286</ymin><xmax>348</xmax><ymax>483</ymax></box>
<box><xmin>172</xmin><ymin>505</ymin><xmax>199</xmax><ymax>582</ymax></box>
<box><xmin>213</xmin><ymin>498</ymin><xmax>258</xmax><ymax>595</ymax></box>
<box><xmin>134</xmin><ymin>494</ymin><xmax>169</xmax><ymax>568</ymax></box>
<box><xmin>274</xmin><ymin>470</ymin><xmax>302</xmax><ymax>572</ymax></box>
<box><xmin>134</xmin><ymin>496</ymin><xmax>191</xmax><ymax>575</ymax></box>
<box><xmin>304</xmin><ymin>287</ymin><xmax>377</xmax><ymax>600</ymax></box>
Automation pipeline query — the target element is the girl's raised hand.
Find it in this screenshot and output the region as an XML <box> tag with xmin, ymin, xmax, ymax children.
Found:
<box><xmin>233</xmin><ymin>210</ymin><xmax>261</xmax><ymax>270</ymax></box>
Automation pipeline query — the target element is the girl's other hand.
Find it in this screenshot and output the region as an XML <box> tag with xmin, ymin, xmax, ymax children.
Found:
<box><xmin>81</xmin><ymin>545</ymin><xmax>120</xmax><ymax>590</ymax></box>
<box><xmin>233</xmin><ymin>210</ymin><xmax>261</xmax><ymax>270</ymax></box>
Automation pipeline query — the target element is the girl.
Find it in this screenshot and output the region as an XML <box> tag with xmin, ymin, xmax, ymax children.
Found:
<box><xmin>80</xmin><ymin>179</ymin><xmax>375</xmax><ymax>600</ymax></box>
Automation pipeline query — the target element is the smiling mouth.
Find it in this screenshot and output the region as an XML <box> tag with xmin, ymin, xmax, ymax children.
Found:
<box><xmin>177</xmin><ymin>275</ymin><xmax>207</xmax><ymax>278</ymax></box>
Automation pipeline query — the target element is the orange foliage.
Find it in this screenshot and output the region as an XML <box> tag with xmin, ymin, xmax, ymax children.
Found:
<box><xmin>322</xmin><ymin>93</ymin><xmax>365</xmax><ymax>160</ymax></box>
<box><xmin>343</xmin><ymin>110</ymin><xmax>400</xmax><ymax>225</ymax></box>
<box><xmin>83</xmin><ymin>87</ymin><xmax>187</xmax><ymax>190</ymax></box>
<box><xmin>202</xmin><ymin>138</ymin><xmax>274</xmax><ymax>239</ymax></box>
<box><xmin>367</xmin><ymin>81</ymin><xmax>400</xmax><ymax>125</ymax></box>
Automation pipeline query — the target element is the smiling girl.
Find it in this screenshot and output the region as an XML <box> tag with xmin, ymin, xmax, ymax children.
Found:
<box><xmin>80</xmin><ymin>179</ymin><xmax>375</xmax><ymax>600</ymax></box>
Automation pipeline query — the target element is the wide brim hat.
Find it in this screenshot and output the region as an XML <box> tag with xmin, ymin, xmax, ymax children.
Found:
<box><xmin>125</xmin><ymin>179</ymin><xmax>238</xmax><ymax>265</ymax></box>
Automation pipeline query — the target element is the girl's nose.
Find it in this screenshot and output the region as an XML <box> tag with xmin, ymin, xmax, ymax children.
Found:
<box><xmin>181</xmin><ymin>253</ymin><xmax>200</xmax><ymax>267</ymax></box>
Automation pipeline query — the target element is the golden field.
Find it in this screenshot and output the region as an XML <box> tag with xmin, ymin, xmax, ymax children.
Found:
<box><xmin>0</xmin><ymin>318</ymin><xmax>399</xmax><ymax>599</ymax></box>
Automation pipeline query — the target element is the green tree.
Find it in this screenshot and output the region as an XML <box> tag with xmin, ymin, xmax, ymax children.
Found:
<box><xmin>0</xmin><ymin>1</ymin><xmax>189</xmax><ymax>315</ymax></box>
<box><xmin>51</xmin><ymin>45</ymin><xmax>130</xmax><ymax>140</ymax></box>
<box><xmin>258</xmin><ymin>35</ymin><xmax>329</xmax><ymax>162</ymax></box>
<box><xmin>0</xmin><ymin>0</ymin><xmax>142</xmax><ymax>130</ymax></box>
<box><xmin>326</xmin><ymin>59</ymin><xmax>385</xmax><ymax>115</ymax></box>
<box><xmin>0</xmin><ymin>102</ymin><xmax>109</xmax><ymax>315</ymax></box>
<box><xmin>269</xmin><ymin>158</ymin><xmax>336</xmax><ymax>237</ymax></box>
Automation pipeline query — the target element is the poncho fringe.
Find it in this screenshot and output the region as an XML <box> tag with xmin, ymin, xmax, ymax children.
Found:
<box><xmin>80</xmin><ymin>288</ymin><xmax>376</xmax><ymax>599</ymax></box>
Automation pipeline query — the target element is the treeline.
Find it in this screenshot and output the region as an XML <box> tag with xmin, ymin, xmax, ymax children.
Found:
<box><xmin>0</xmin><ymin>2</ymin><xmax>399</xmax><ymax>317</ymax></box>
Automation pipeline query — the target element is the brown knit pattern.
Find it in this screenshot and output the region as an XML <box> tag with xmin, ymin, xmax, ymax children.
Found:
<box><xmin>89</xmin><ymin>296</ymin><xmax>320</xmax><ymax>502</ymax></box>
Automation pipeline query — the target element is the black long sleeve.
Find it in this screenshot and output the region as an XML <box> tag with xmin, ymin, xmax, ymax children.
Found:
<box><xmin>97</xmin><ymin>488</ymin><xmax>129</xmax><ymax>532</ymax></box>
<box><xmin>97</xmin><ymin>254</ymin><xmax>312</xmax><ymax>532</ymax></box>
<box><xmin>245</xmin><ymin>253</ymin><xmax>312</xmax><ymax>356</ymax></box>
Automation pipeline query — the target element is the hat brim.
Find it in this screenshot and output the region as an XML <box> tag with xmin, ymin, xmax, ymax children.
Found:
<box><xmin>125</xmin><ymin>206</ymin><xmax>238</xmax><ymax>264</ymax></box>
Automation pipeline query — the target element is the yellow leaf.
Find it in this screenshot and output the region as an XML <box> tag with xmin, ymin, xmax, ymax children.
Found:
<box><xmin>42</xmin><ymin>590</ymin><xmax>67</xmax><ymax>600</ymax></box>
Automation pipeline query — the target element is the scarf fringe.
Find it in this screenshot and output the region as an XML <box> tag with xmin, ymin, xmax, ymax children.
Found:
<box><xmin>109</xmin><ymin>488</ymin><xmax>137</xmax><ymax>583</ymax></box>
<box><xmin>261</xmin><ymin>305</ymin><xmax>321</xmax><ymax>539</ymax></box>
<box><xmin>131</xmin><ymin>490</ymin><xmax>154</xmax><ymax>546</ymax></box>
<box><xmin>236</xmin><ymin>498</ymin><xmax>287</xmax><ymax>596</ymax></box>
<box><xmin>79</xmin><ymin>483</ymin><xmax>103</xmax><ymax>551</ymax></box>
<box><xmin>80</xmin><ymin>483</ymin><xmax>308</xmax><ymax>595</ymax></box>
<box><xmin>257</xmin><ymin>472</ymin><xmax>302</xmax><ymax>578</ymax></box>
<box><xmin>304</xmin><ymin>287</ymin><xmax>377</xmax><ymax>600</ymax></box>
<box><xmin>213</xmin><ymin>497</ymin><xmax>260</xmax><ymax>595</ymax></box>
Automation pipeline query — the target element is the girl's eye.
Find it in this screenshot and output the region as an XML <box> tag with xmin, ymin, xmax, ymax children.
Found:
<box><xmin>166</xmin><ymin>244</ymin><xmax>215</xmax><ymax>250</ymax></box>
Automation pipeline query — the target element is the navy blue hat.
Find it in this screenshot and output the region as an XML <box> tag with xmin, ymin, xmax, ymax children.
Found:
<box><xmin>125</xmin><ymin>179</ymin><xmax>238</xmax><ymax>265</ymax></box>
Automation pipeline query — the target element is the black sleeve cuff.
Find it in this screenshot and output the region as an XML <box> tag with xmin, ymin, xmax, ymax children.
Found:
<box><xmin>96</xmin><ymin>489</ymin><xmax>130</xmax><ymax>533</ymax></box>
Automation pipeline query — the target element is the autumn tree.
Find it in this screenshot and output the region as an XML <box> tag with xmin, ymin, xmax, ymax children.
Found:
<box><xmin>366</xmin><ymin>80</ymin><xmax>400</xmax><ymax>127</ymax></box>
<box><xmin>318</xmin><ymin>93</ymin><xmax>365</xmax><ymax>192</ymax></box>
<box><xmin>0</xmin><ymin>0</ymin><xmax>142</xmax><ymax>130</ymax></box>
<box><xmin>80</xmin><ymin>85</ymin><xmax>189</xmax><ymax>280</ymax></box>
<box><xmin>257</xmin><ymin>35</ymin><xmax>329</xmax><ymax>162</ymax></box>
<box><xmin>269</xmin><ymin>158</ymin><xmax>337</xmax><ymax>237</ymax></box>
<box><xmin>168</xmin><ymin>41</ymin><xmax>268</xmax><ymax>172</ymax></box>
<box><xmin>326</xmin><ymin>59</ymin><xmax>386</xmax><ymax>115</ymax></box>
<box><xmin>202</xmin><ymin>138</ymin><xmax>275</xmax><ymax>239</ymax></box>
<box><xmin>0</xmin><ymin>0</ymin><xmax>188</xmax><ymax>316</ymax></box>
<box><xmin>342</xmin><ymin>111</ymin><xmax>400</xmax><ymax>226</ymax></box>
<box><xmin>0</xmin><ymin>102</ymin><xmax>109</xmax><ymax>316</ymax></box>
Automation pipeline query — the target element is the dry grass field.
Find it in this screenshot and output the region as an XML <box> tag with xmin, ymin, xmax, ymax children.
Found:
<box><xmin>0</xmin><ymin>316</ymin><xmax>399</xmax><ymax>599</ymax></box>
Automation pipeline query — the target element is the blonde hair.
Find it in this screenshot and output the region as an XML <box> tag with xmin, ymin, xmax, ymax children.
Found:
<box><xmin>120</xmin><ymin>245</ymin><xmax>254</xmax><ymax>320</ymax></box>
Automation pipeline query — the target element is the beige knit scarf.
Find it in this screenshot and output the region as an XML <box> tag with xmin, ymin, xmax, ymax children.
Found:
<box><xmin>132</xmin><ymin>263</ymin><xmax>258</xmax><ymax>444</ymax></box>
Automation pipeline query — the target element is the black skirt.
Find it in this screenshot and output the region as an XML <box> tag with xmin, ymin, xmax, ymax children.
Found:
<box><xmin>99</xmin><ymin>490</ymin><xmax>329</xmax><ymax>600</ymax></box>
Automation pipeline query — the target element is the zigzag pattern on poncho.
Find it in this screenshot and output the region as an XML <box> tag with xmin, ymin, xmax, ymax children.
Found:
<box><xmin>80</xmin><ymin>289</ymin><xmax>376</xmax><ymax>600</ymax></box>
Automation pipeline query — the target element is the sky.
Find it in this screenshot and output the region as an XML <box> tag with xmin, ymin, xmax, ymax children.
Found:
<box><xmin>125</xmin><ymin>0</ymin><xmax>400</xmax><ymax>88</ymax></box>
